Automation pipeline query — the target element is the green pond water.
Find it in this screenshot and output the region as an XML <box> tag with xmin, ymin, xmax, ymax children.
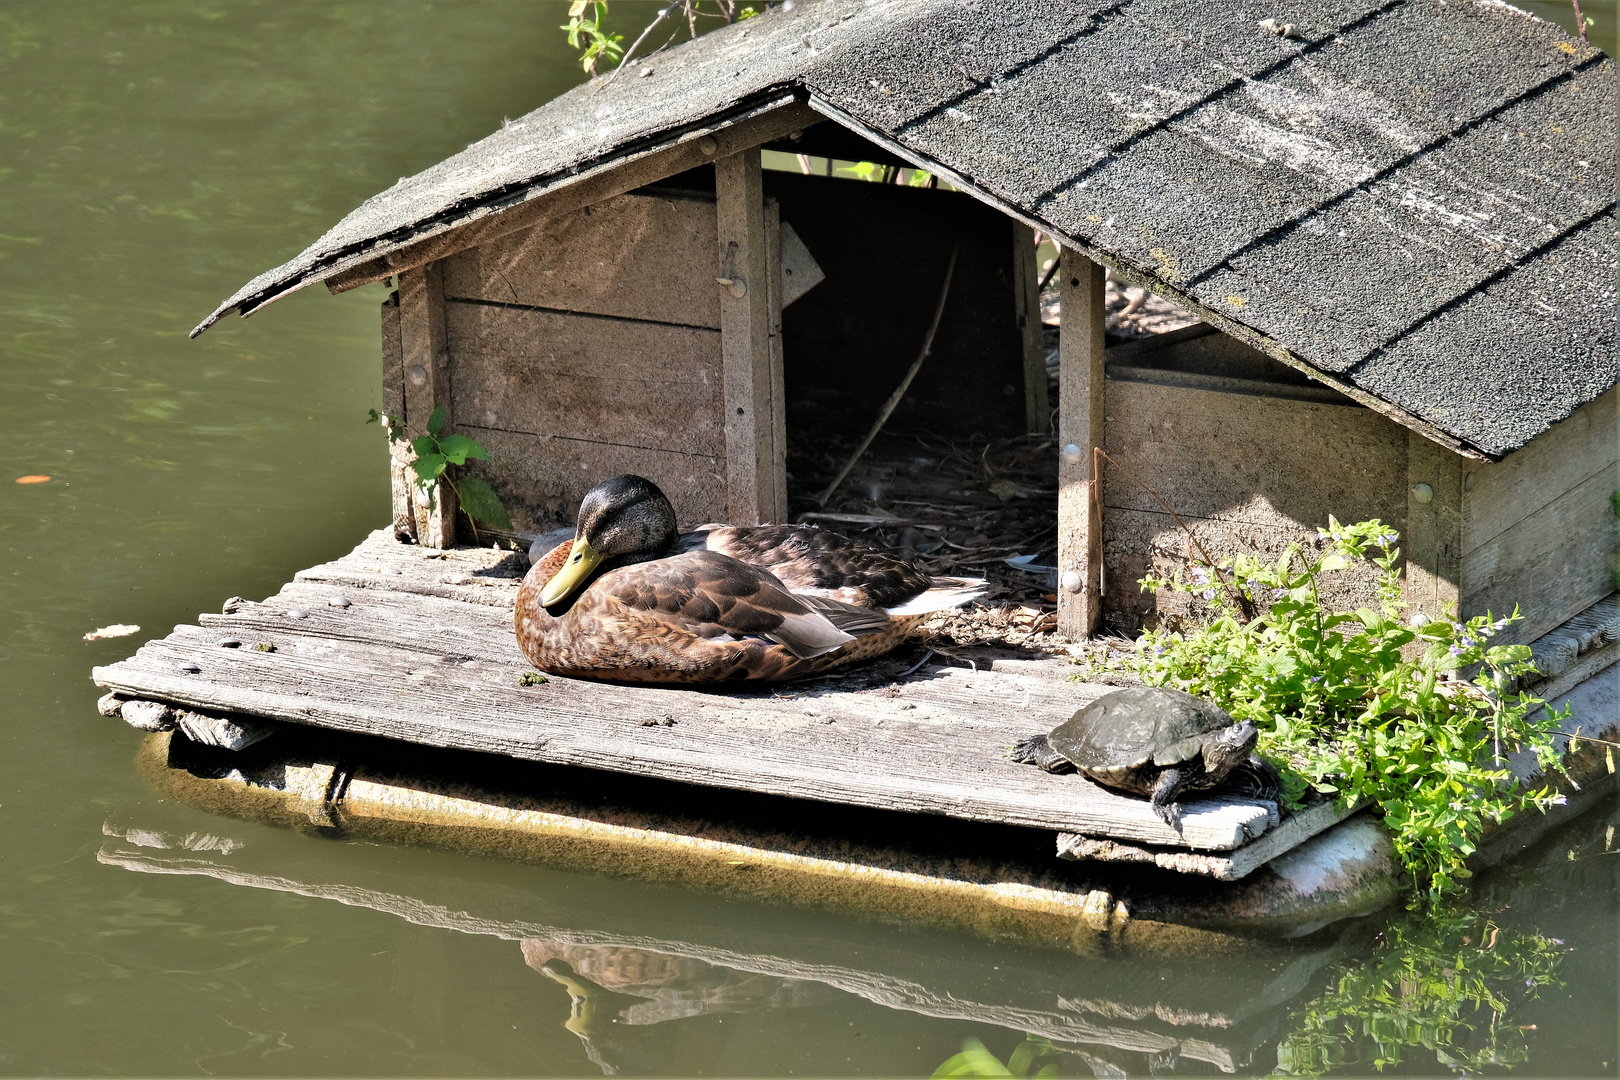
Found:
<box><xmin>2</xmin><ymin>2</ymin><xmax>1616</xmax><ymax>1075</ymax></box>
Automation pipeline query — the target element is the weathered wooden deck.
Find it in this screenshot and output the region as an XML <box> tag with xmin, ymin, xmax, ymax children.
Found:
<box><xmin>94</xmin><ymin>529</ymin><xmax>1351</xmax><ymax>878</ymax></box>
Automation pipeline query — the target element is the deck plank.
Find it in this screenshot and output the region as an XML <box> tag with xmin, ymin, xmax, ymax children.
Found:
<box><xmin>94</xmin><ymin>529</ymin><xmax>1356</xmax><ymax>865</ymax></box>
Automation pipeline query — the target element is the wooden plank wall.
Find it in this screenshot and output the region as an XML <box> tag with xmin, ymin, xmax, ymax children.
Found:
<box><xmin>1097</xmin><ymin>334</ymin><xmax>1408</xmax><ymax>636</ymax></box>
<box><xmin>1094</xmin><ymin>332</ymin><xmax>1617</xmax><ymax>642</ymax></box>
<box><xmin>428</xmin><ymin>188</ymin><xmax>758</xmax><ymax>535</ymax></box>
<box><xmin>1459</xmin><ymin>385</ymin><xmax>1620</xmax><ymax>643</ymax></box>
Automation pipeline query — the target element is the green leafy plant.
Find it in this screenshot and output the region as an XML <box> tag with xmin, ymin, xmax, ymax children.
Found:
<box><xmin>369</xmin><ymin>406</ymin><xmax>511</xmax><ymax>536</ymax></box>
<box><xmin>933</xmin><ymin>1036</ymin><xmax>1062</xmax><ymax>1078</ymax></box>
<box><xmin>1276</xmin><ymin>908</ymin><xmax>1567</xmax><ymax>1075</ymax></box>
<box><xmin>561</xmin><ymin>1</ymin><xmax>623</xmax><ymax>75</ymax></box>
<box><xmin>1119</xmin><ymin>518</ymin><xmax>1570</xmax><ymax>904</ymax></box>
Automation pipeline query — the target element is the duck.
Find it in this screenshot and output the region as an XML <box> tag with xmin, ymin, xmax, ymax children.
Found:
<box><xmin>515</xmin><ymin>474</ymin><xmax>987</xmax><ymax>683</ymax></box>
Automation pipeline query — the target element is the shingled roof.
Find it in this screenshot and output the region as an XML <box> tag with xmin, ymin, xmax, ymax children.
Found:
<box><xmin>195</xmin><ymin>0</ymin><xmax>1616</xmax><ymax>459</ymax></box>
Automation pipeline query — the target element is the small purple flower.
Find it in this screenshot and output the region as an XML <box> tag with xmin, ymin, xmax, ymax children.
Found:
<box><xmin>1200</xmin><ymin>589</ymin><xmax>1216</xmax><ymax>600</ymax></box>
<box><xmin>1450</xmin><ymin>645</ymin><xmax>1464</xmax><ymax>656</ymax></box>
<box><xmin>1460</xmin><ymin>636</ymin><xmax>1476</xmax><ymax>648</ymax></box>
<box><xmin>1272</xmin><ymin>587</ymin><xmax>1287</xmax><ymax>599</ymax></box>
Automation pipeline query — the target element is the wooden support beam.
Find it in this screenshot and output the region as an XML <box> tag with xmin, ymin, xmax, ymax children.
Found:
<box><xmin>379</xmin><ymin>291</ymin><xmax>414</xmax><ymax>542</ymax></box>
<box><xmin>322</xmin><ymin>100</ymin><xmax>818</xmax><ymax>298</ymax></box>
<box><xmin>1404</xmin><ymin>429</ymin><xmax>1465</xmax><ymax>623</ymax></box>
<box><xmin>715</xmin><ymin>149</ymin><xmax>783</xmax><ymax>525</ymax></box>
<box><xmin>1013</xmin><ymin>222</ymin><xmax>1050</xmax><ymax>434</ymax></box>
<box><xmin>1057</xmin><ymin>249</ymin><xmax>1106</xmax><ymax>641</ymax></box>
<box><xmin>398</xmin><ymin>263</ymin><xmax>455</xmax><ymax>548</ymax></box>
<box><xmin>763</xmin><ymin>196</ymin><xmax>789</xmax><ymax>523</ymax></box>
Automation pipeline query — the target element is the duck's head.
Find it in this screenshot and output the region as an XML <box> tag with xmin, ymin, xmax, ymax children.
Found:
<box><xmin>538</xmin><ymin>474</ymin><xmax>678</xmax><ymax>607</ymax></box>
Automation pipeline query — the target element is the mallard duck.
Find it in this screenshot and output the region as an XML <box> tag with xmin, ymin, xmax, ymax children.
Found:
<box><xmin>515</xmin><ymin>474</ymin><xmax>987</xmax><ymax>683</ymax></box>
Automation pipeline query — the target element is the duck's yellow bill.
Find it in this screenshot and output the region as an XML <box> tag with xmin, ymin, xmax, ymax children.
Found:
<box><xmin>539</xmin><ymin>535</ymin><xmax>604</xmax><ymax>607</ymax></box>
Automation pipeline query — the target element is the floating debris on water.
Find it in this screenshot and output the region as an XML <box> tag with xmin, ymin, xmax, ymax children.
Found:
<box><xmin>83</xmin><ymin>624</ymin><xmax>141</xmax><ymax>641</ymax></box>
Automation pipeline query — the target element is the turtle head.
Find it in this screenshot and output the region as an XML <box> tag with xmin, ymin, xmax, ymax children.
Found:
<box><xmin>1203</xmin><ymin>718</ymin><xmax>1260</xmax><ymax>781</ymax></box>
<box><xmin>539</xmin><ymin>475</ymin><xmax>678</xmax><ymax>607</ymax></box>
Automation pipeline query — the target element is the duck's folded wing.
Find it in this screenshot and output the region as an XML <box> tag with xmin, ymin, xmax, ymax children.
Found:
<box><xmin>683</xmin><ymin>525</ymin><xmax>933</xmax><ymax>607</ymax></box>
<box><xmin>602</xmin><ymin>551</ymin><xmax>855</xmax><ymax>660</ymax></box>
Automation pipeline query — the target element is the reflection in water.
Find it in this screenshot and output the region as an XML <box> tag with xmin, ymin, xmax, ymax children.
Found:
<box><xmin>524</xmin><ymin>941</ymin><xmax>835</xmax><ymax>1074</ymax></box>
<box><xmin>1276</xmin><ymin>912</ymin><xmax>1566</xmax><ymax>1075</ymax></box>
<box><xmin>95</xmin><ymin>786</ymin><xmax>1616</xmax><ymax>1077</ymax></box>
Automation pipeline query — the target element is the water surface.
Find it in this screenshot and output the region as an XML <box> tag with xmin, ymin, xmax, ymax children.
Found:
<box><xmin>1</xmin><ymin>2</ymin><xmax>1615</xmax><ymax>1075</ymax></box>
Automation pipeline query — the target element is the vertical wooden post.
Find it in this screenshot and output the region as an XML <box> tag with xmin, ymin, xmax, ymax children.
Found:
<box><xmin>379</xmin><ymin>290</ymin><xmax>415</xmax><ymax>542</ymax></box>
<box><xmin>1405</xmin><ymin>431</ymin><xmax>1466</xmax><ymax>622</ymax></box>
<box><xmin>763</xmin><ymin>196</ymin><xmax>789</xmax><ymax>523</ymax></box>
<box><xmin>398</xmin><ymin>262</ymin><xmax>456</xmax><ymax>548</ymax></box>
<box><xmin>715</xmin><ymin>149</ymin><xmax>781</xmax><ymax>525</ymax></box>
<box><xmin>1013</xmin><ymin>223</ymin><xmax>1050</xmax><ymax>434</ymax></box>
<box><xmin>1057</xmin><ymin>249</ymin><xmax>1106</xmax><ymax>641</ymax></box>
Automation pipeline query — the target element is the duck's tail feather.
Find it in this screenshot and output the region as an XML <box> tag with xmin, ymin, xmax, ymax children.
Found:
<box><xmin>796</xmin><ymin>594</ymin><xmax>894</xmax><ymax>636</ymax></box>
<box><xmin>883</xmin><ymin>576</ymin><xmax>989</xmax><ymax>617</ymax></box>
<box><xmin>764</xmin><ymin>609</ymin><xmax>857</xmax><ymax>659</ymax></box>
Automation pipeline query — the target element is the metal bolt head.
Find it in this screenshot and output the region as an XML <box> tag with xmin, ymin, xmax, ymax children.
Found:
<box><xmin>1411</xmin><ymin>483</ymin><xmax>1434</xmax><ymax>504</ymax></box>
<box><xmin>1061</xmin><ymin>443</ymin><xmax>1083</xmax><ymax>465</ymax></box>
<box><xmin>697</xmin><ymin>135</ymin><xmax>718</xmax><ymax>156</ymax></box>
<box><xmin>1061</xmin><ymin>570</ymin><xmax>1083</xmax><ymax>594</ymax></box>
<box><xmin>407</xmin><ymin>365</ymin><xmax>427</xmax><ymax>386</ymax></box>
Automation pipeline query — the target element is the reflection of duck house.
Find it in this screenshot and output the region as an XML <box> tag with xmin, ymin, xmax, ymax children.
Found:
<box><xmin>101</xmin><ymin>3</ymin><xmax>1617</xmax><ymax>877</ymax></box>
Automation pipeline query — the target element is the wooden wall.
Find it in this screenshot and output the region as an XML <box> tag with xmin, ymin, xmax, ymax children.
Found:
<box><xmin>1099</xmin><ymin>334</ymin><xmax>1408</xmax><ymax>635</ymax></box>
<box><xmin>1090</xmin><ymin>332</ymin><xmax>1617</xmax><ymax>643</ymax></box>
<box><xmin>1457</xmin><ymin>385</ymin><xmax>1619</xmax><ymax>644</ymax></box>
<box><xmin>377</xmin><ymin>169</ymin><xmax>790</xmax><ymax>544</ymax></box>
<box><xmin>438</xmin><ymin>190</ymin><xmax>726</xmax><ymax>536</ymax></box>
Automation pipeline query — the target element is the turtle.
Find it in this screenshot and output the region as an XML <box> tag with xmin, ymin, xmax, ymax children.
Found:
<box><xmin>1009</xmin><ymin>686</ymin><xmax>1280</xmax><ymax>828</ymax></box>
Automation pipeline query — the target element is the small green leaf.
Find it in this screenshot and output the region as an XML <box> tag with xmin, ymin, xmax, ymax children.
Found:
<box><xmin>436</xmin><ymin>434</ymin><xmax>490</xmax><ymax>466</ymax></box>
<box><xmin>411</xmin><ymin>435</ymin><xmax>438</xmax><ymax>457</ymax></box>
<box><xmin>1319</xmin><ymin>553</ymin><xmax>1349</xmax><ymax>572</ymax></box>
<box><xmin>426</xmin><ymin>404</ymin><xmax>447</xmax><ymax>437</ymax></box>
<box><xmin>456</xmin><ymin>475</ymin><xmax>511</xmax><ymax>530</ymax></box>
<box><xmin>411</xmin><ymin>453</ymin><xmax>447</xmax><ymax>483</ymax></box>
<box><xmin>366</xmin><ymin>408</ymin><xmax>380</xmax><ymax>425</ymax></box>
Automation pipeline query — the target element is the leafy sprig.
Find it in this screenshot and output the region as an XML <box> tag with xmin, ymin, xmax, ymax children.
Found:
<box><xmin>369</xmin><ymin>406</ymin><xmax>511</xmax><ymax>536</ymax></box>
<box><xmin>562</xmin><ymin>1</ymin><xmax>623</xmax><ymax>75</ymax></box>
<box><xmin>1119</xmin><ymin>518</ymin><xmax>1571</xmax><ymax>904</ymax></box>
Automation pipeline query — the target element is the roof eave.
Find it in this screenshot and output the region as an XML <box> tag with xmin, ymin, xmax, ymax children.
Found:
<box><xmin>189</xmin><ymin>89</ymin><xmax>811</xmax><ymax>339</ymax></box>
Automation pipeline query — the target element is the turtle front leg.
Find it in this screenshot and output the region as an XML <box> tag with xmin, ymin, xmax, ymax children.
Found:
<box><xmin>1149</xmin><ymin>768</ymin><xmax>1185</xmax><ymax>828</ymax></box>
<box><xmin>1228</xmin><ymin>753</ymin><xmax>1283</xmax><ymax>801</ymax></box>
<box><xmin>1008</xmin><ymin>734</ymin><xmax>1075</xmax><ymax>774</ymax></box>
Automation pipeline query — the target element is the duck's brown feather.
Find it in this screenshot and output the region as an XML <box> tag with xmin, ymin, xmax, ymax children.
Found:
<box><xmin>516</xmin><ymin>543</ymin><xmax>897</xmax><ymax>683</ymax></box>
<box><xmin>675</xmin><ymin>525</ymin><xmax>933</xmax><ymax>607</ymax></box>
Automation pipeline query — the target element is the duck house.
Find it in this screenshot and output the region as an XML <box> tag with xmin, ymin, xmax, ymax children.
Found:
<box><xmin>98</xmin><ymin>0</ymin><xmax>1618</xmax><ymax>887</ymax></box>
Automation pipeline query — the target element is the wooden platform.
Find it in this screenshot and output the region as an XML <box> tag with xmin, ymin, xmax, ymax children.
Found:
<box><xmin>93</xmin><ymin>529</ymin><xmax>1351</xmax><ymax>879</ymax></box>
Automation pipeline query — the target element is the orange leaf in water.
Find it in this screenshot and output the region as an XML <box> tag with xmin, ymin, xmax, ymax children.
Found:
<box><xmin>15</xmin><ymin>475</ymin><xmax>50</xmax><ymax>484</ymax></box>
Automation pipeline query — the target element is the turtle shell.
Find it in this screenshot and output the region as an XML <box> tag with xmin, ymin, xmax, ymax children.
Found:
<box><xmin>1048</xmin><ymin>687</ymin><xmax>1238</xmax><ymax>782</ymax></box>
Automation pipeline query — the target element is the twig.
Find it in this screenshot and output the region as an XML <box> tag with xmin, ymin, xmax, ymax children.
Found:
<box><xmin>1571</xmin><ymin>0</ymin><xmax>1589</xmax><ymax>42</ymax></box>
<box><xmin>1037</xmin><ymin>256</ymin><xmax>1061</xmax><ymax>293</ymax></box>
<box><xmin>598</xmin><ymin>1</ymin><xmax>680</xmax><ymax>91</ymax></box>
<box><xmin>819</xmin><ymin>248</ymin><xmax>958</xmax><ymax>505</ymax></box>
<box><xmin>1093</xmin><ymin>447</ymin><xmax>1253</xmax><ymax>619</ymax></box>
